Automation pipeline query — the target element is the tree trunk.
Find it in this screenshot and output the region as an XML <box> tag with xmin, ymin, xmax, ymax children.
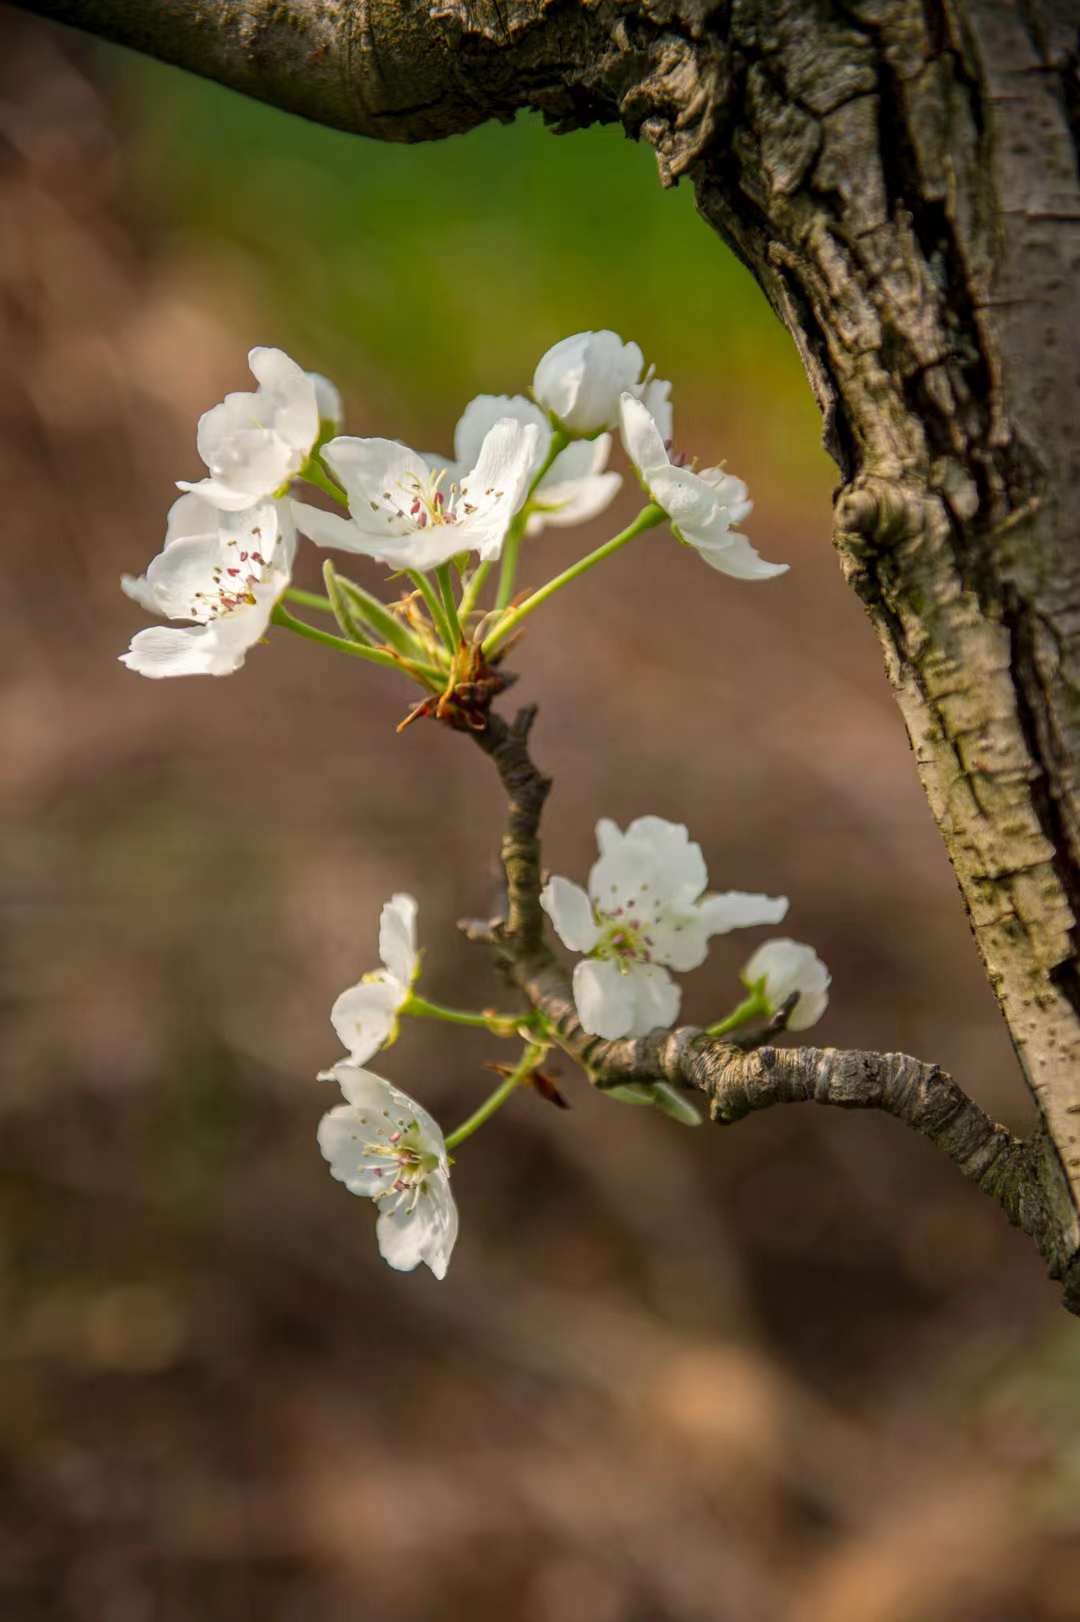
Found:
<box><xmin>12</xmin><ymin>0</ymin><xmax>1080</xmax><ymax>1301</ymax></box>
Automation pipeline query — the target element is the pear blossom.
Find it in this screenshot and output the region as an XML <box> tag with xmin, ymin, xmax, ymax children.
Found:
<box><xmin>533</xmin><ymin>330</ymin><xmax>672</xmax><ymax>437</ymax></box>
<box><xmin>743</xmin><ymin>939</ymin><xmax>830</xmax><ymax>1031</ymax></box>
<box><xmin>618</xmin><ymin>393</ymin><xmax>787</xmax><ymax>580</ymax></box>
<box><xmin>318</xmin><ymin>1062</ymin><xmax>458</xmax><ymax>1278</ymax></box>
<box><xmin>120</xmin><ymin>492</ymin><xmax>294</xmax><ymax>678</ymax></box>
<box><xmin>426</xmin><ymin>394</ymin><xmax>621</xmax><ymax>537</ymax></box>
<box><xmin>178</xmin><ymin>347</ymin><xmax>336</xmax><ymax>511</ymax></box>
<box><xmin>330</xmin><ymin>894</ymin><xmax>419</xmax><ymax>1065</ymax></box>
<box><xmin>292</xmin><ymin>417</ymin><xmax>540</xmax><ymax>572</ymax></box>
<box><xmin>541</xmin><ymin>815</ymin><xmax>788</xmax><ymax>1041</ymax></box>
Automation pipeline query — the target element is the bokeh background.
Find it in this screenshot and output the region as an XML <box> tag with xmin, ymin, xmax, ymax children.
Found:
<box><xmin>3</xmin><ymin>12</ymin><xmax>1080</xmax><ymax>1620</ymax></box>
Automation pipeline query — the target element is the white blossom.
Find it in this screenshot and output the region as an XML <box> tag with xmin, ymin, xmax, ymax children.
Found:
<box><xmin>618</xmin><ymin>393</ymin><xmax>787</xmax><ymax>580</ymax></box>
<box><xmin>292</xmin><ymin>416</ymin><xmax>540</xmax><ymax>572</ymax></box>
<box><xmin>178</xmin><ymin>347</ymin><xmax>335</xmax><ymax>511</ymax></box>
<box><xmin>425</xmin><ymin>394</ymin><xmax>621</xmax><ymax>537</ymax></box>
<box><xmin>533</xmin><ymin>330</ymin><xmax>671</xmax><ymax>436</ymax></box>
<box><xmin>310</xmin><ymin>372</ymin><xmax>343</xmax><ymax>430</ymax></box>
<box><xmin>120</xmin><ymin>492</ymin><xmax>294</xmax><ymax>678</ymax></box>
<box><xmin>743</xmin><ymin>938</ymin><xmax>830</xmax><ymax>1031</ymax></box>
<box><xmin>318</xmin><ymin>1063</ymin><xmax>458</xmax><ymax>1279</ymax></box>
<box><xmin>541</xmin><ymin>815</ymin><xmax>788</xmax><ymax>1041</ymax></box>
<box><xmin>330</xmin><ymin>894</ymin><xmax>419</xmax><ymax>1065</ymax></box>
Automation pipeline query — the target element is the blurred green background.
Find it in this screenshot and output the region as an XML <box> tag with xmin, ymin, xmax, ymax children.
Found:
<box><xmin>119</xmin><ymin>52</ymin><xmax>824</xmax><ymax>472</ymax></box>
<box><xmin>4</xmin><ymin>15</ymin><xmax>1080</xmax><ymax>1622</ymax></box>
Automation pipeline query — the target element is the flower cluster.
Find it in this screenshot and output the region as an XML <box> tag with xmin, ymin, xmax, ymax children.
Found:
<box><xmin>541</xmin><ymin>815</ymin><xmax>827</xmax><ymax>1040</ymax></box>
<box><xmin>121</xmin><ymin>327</ymin><xmax>832</xmax><ymax>1284</ymax></box>
<box><xmin>120</xmin><ymin>328</ymin><xmax>785</xmax><ymax>686</ymax></box>
<box><xmin>122</xmin><ymin>349</ymin><xmax>335</xmax><ymax>677</ymax></box>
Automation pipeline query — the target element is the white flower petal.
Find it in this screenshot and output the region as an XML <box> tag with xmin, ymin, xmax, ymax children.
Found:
<box><xmin>589</xmin><ymin>818</ymin><xmax>706</xmax><ymax>916</ymax></box>
<box><xmin>290</xmin><ymin>496</ymin><xmax>374</xmax><ymax>554</ymax></box>
<box><xmin>176</xmin><ymin>475</ymin><xmax>276</xmax><ymax>513</ymax></box>
<box><xmin>697</xmin><ymin>467</ymin><xmax>753</xmax><ymax>524</ymax></box>
<box><xmin>452</xmin><ymin>394</ymin><xmax>549</xmax><ymax>475</ymax></box>
<box><xmin>527</xmin><ymin>438</ymin><xmax>621</xmax><ymax>535</ymax></box>
<box><xmin>540</xmin><ymin>876</ymin><xmax>600</xmax><ymax>953</ymax></box>
<box><xmin>321</xmin><ymin>1064</ymin><xmax>447</xmax><ymax>1153</ymax></box>
<box><xmin>621</xmin><ymin>816</ymin><xmax>707</xmax><ymax>902</ymax></box>
<box><xmin>648</xmin><ymin>911</ymin><xmax>710</xmax><ymax>973</ymax></box>
<box><xmin>685</xmin><ymin>530</ymin><xmax>789</xmax><ymax>581</ymax></box>
<box><xmin>376</xmin><ymin>1172</ymin><xmax>458</xmax><ymax>1278</ymax></box>
<box><xmin>648</xmin><ymin>463</ymin><xmax>726</xmax><ymax>532</ymax></box>
<box><xmin>625</xmin><ymin>963</ymin><xmax>681</xmax><ymax>1036</ymax></box>
<box><xmin>634</xmin><ymin>375</ymin><xmax>673</xmax><ymax>444</ymax></box>
<box><xmin>588</xmin><ymin>838</ymin><xmax>661</xmax><ymax>918</ymax></box>
<box><xmin>330</xmin><ymin>976</ymin><xmax>404</xmax><ymax>1064</ymax></box>
<box><xmin>743</xmin><ymin>938</ymin><xmax>830</xmax><ymax>1031</ymax></box>
<box><xmin>322</xmin><ymin>435</ymin><xmax>431</xmax><ymax>533</ymax></box>
<box><xmin>699</xmin><ymin>892</ymin><xmax>789</xmax><ymax>935</ymax></box>
<box><xmin>309</xmin><ymin>371</ymin><xmax>342</xmax><ymax>426</ymax></box>
<box><xmin>125</xmin><ymin>534</ymin><xmax>228</xmax><ymax>624</ymax></box>
<box><xmin>542</xmin><ymin>435</ymin><xmax>611</xmax><ymax>486</ymax></box>
<box><xmin>534</xmin><ymin>331</ymin><xmax>645</xmax><ymax>434</ymax></box>
<box><xmin>120</xmin><ymin>587</ymin><xmax>276</xmax><ymax>678</ymax></box>
<box><xmin>379</xmin><ymin>893</ymin><xmax>419</xmax><ymax>988</ymax></box>
<box><xmin>572</xmin><ymin>958</ymin><xmax>636</xmax><ymax>1039</ymax></box>
<box><xmin>318</xmin><ymin>1102</ymin><xmax>400</xmax><ymax>1199</ymax></box>
<box><xmin>594</xmin><ymin>817</ymin><xmax>623</xmax><ymax>856</ymax></box>
<box><xmin>163</xmin><ymin>490</ymin><xmax>221</xmax><ymax>546</ymax></box>
<box><xmin>618</xmin><ymin>391</ymin><xmax>670</xmax><ymax>480</ymax></box>
<box><xmin>456</xmin><ymin>417</ymin><xmax>541</xmax><ymax>561</ymax></box>
<box><xmin>249</xmin><ymin>345</ymin><xmax>321</xmax><ymax>456</ymax></box>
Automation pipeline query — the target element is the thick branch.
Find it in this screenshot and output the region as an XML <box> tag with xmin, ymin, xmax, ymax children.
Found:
<box><xmin>469</xmin><ymin>706</ymin><xmax>1073</xmax><ymax>1306</ymax></box>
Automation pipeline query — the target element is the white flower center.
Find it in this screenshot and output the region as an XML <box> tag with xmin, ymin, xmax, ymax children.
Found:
<box><xmin>190</xmin><ymin>526</ymin><xmax>275</xmax><ymax>620</ymax></box>
<box><xmin>365</xmin><ymin>1124</ymin><xmax>439</xmax><ymax>1213</ymax></box>
<box><xmin>592</xmin><ymin>909</ymin><xmax>654</xmax><ymax>971</ymax></box>
<box><xmin>376</xmin><ymin>469</ymin><xmax>506</xmax><ymax>531</ymax></box>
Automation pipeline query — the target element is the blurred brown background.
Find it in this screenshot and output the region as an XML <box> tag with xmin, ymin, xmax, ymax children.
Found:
<box><xmin>3</xmin><ymin>12</ymin><xmax>1079</xmax><ymax>1620</ymax></box>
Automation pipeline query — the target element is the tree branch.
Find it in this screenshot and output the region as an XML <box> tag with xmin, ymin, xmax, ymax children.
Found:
<box><xmin>19</xmin><ymin>0</ymin><xmax>1080</xmax><ymax>1299</ymax></box>
<box><xmin>468</xmin><ymin>705</ymin><xmax>1073</xmax><ymax>1308</ymax></box>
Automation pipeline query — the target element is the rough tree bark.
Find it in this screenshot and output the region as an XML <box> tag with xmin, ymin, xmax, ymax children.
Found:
<box><xmin>11</xmin><ymin>0</ymin><xmax>1080</xmax><ymax>1305</ymax></box>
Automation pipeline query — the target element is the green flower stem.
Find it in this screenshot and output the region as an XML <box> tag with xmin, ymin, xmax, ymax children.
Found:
<box><xmin>436</xmin><ymin>564</ymin><xmax>464</xmax><ymax>646</ymax></box>
<box><xmin>334</xmin><ymin>576</ymin><xmax>437</xmax><ymax>664</ymax></box>
<box><xmin>300</xmin><ymin>456</ymin><xmax>347</xmax><ymax>506</ymax></box>
<box><xmin>406</xmin><ymin>569</ymin><xmax>454</xmax><ymax>651</ymax></box>
<box><xmin>322</xmin><ymin>560</ymin><xmax>372</xmax><ymax>645</ymax></box>
<box><xmin>483</xmin><ymin>503</ymin><xmax>666</xmax><ymax>656</ymax></box>
<box><xmin>706</xmin><ymin>986</ymin><xmax>768</xmax><ymax>1038</ymax></box>
<box><xmin>493</xmin><ymin>514</ymin><xmax>527</xmax><ymax>615</ymax></box>
<box><xmin>270</xmin><ymin>603</ymin><xmax>443</xmax><ymax>684</ymax></box>
<box><xmin>405</xmin><ymin>993</ymin><xmax>534</xmax><ymax>1037</ymax></box>
<box><xmin>494</xmin><ymin>427</ymin><xmax>570</xmax><ymax>613</ymax></box>
<box><xmin>444</xmin><ymin>1042</ymin><xmax>547</xmax><ymax>1153</ymax></box>
<box><xmin>458</xmin><ymin>560</ymin><xmax>493</xmax><ymax>621</ymax></box>
<box><xmin>284</xmin><ymin>587</ymin><xmax>335</xmax><ymax>615</ymax></box>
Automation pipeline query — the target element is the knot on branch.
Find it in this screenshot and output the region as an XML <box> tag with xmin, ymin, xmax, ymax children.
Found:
<box><xmin>616</xmin><ymin>26</ymin><xmax>729</xmax><ymax>185</ymax></box>
<box><xmin>835</xmin><ymin>474</ymin><xmax>928</xmax><ymax>556</ymax></box>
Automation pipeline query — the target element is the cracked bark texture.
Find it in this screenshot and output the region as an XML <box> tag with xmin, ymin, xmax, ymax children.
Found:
<box><xmin>13</xmin><ymin>0</ymin><xmax>1080</xmax><ymax>1302</ymax></box>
